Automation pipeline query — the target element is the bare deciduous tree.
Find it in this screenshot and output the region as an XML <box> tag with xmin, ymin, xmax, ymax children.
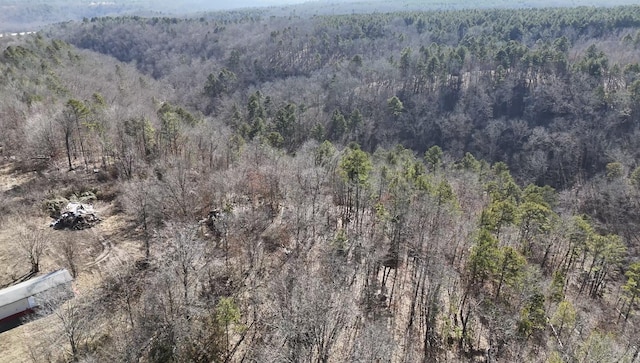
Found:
<box><xmin>33</xmin><ymin>286</ymin><xmax>92</xmax><ymax>362</ymax></box>
<box><xmin>122</xmin><ymin>177</ymin><xmax>161</xmax><ymax>259</ymax></box>
<box><xmin>60</xmin><ymin>238</ymin><xmax>78</xmax><ymax>278</ymax></box>
<box><xmin>163</xmin><ymin>223</ymin><xmax>207</xmax><ymax>312</ymax></box>
<box><xmin>18</xmin><ymin>226</ymin><xmax>47</xmax><ymax>275</ymax></box>
<box><xmin>256</xmin><ymin>266</ymin><xmax>354</xmax><ymax>363</ymax></box>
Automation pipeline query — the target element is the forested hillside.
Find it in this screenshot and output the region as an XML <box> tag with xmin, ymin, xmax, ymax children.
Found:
<box><xmin>1</xmin><ymin>4</ymin><xmax>640</xmax><ymax>363</ymax></box>
<box><xmin>48</xmin><ymin>6</ymin><xmax>640</xmax><ymax>189</ymax></box>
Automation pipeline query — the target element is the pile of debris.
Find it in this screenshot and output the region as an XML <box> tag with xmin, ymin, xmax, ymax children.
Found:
<box><xmin>200</xmin><ymin>208</ymin><xmax>228</xmax><ymax>239</ymax></box>
<box><xmin>50</xmin><ymin>202</ymin><xmax>100</xmax><ymax>230</ymax></box>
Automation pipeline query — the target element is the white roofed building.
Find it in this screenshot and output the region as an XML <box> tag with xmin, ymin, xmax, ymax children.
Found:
<box><xmin>0</xmin><ymin>269</ymin><xmax>73</xmax><ymax>326</ymax></box>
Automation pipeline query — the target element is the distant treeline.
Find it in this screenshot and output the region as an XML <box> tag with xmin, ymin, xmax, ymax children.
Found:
<box><xmin>5</xmin><ymin>0</ymin><xmax>640</xmax><ymax>32</ymax></box>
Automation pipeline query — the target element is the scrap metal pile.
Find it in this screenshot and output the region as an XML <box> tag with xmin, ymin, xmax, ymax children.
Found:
<box><xmin>49</xmin><ymin>202</ymin><xmax>100</xmax><ymax>230</ymax></box>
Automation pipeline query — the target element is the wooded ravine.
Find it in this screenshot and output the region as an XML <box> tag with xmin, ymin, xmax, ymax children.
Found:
<box><xmin>2</xmin><ymin>2</ymin><xmax>640</xmax><ymax>362</ymax></box>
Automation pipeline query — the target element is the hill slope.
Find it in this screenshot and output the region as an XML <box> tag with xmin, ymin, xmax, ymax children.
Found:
<box><xmin>2</xmin><ymin>5</ymin><xmax>640</xmax><ymax>363</ymax></box>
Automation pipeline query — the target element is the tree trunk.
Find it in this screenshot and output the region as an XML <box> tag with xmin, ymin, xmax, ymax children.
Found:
<box><xmin>65</xmin><ymin>129</ymin><xmax>73</xmax><ymax>170</ymax></box>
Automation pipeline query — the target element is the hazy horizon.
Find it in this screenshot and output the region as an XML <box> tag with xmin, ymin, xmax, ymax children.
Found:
<box><xmin>1</xmin><ymin>0</ymin><xmax>640</xmax><ymax>33</ymax></box>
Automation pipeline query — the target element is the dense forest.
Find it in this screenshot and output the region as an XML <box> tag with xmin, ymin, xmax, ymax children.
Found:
<box><xmin>2</xmin><ymin>3</ymin><xmax>640</xmax><ymax>363</ymax></box>
<box><xmin>46</xmin><ymin>5</ymin><xmax>640</xmax><ymax>189</ymax></box>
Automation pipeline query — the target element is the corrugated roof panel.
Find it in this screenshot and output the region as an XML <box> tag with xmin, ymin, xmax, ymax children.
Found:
<box><xmin>0</xmin><ymin>270</ymin><xmax>73</xmax><ymax>307</ymax></box>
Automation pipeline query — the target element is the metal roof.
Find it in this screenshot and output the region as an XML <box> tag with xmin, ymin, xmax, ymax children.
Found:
<box><xmin>0</xmin><ymin>270</ymin><xmax>73</xmax><ymax>307</ymax></box>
